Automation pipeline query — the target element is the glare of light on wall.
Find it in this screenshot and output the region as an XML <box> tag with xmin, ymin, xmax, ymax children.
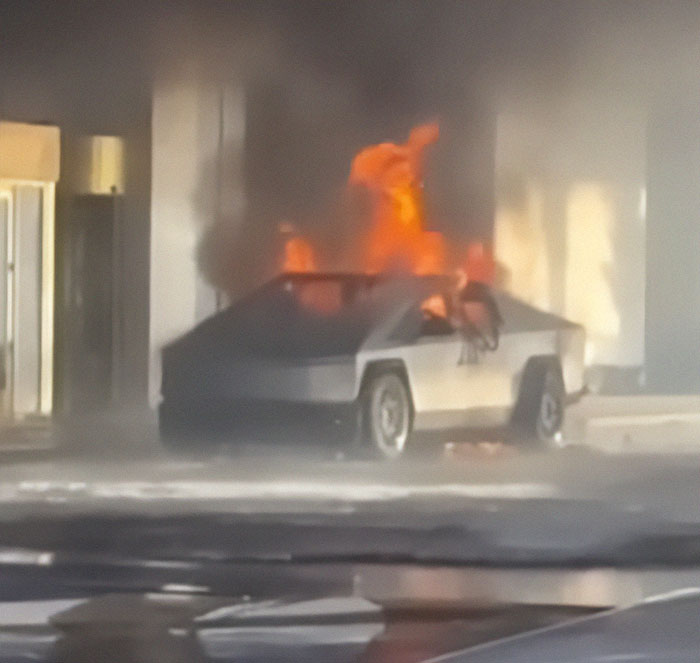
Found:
<box><xmin>493</xmin><ymin>179</ymin><xmax>551</xmax><ymax>311</ymax></box>
<box><xmin>565</xmin><ymin>182</ymin><xmax>621</xmax><ymax>364</ymax></box>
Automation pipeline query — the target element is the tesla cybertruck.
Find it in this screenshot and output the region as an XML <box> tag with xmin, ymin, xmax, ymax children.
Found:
<box><xmin>159</xmin><ymin>273</ymin><xmax>585</xmax><ymax>457</ymax></box>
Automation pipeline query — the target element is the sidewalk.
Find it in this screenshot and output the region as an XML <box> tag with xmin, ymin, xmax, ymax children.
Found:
<box><xmin>565</xmin><ymin>396</ymin><xmax>700</xmax><ymax>453</ymax></box>
<box><xmin>0</xmin><ymin>419</ymin><xmax>54</xmax><ymax>451</ymax></box>
<box><xmin>54</xmin><ymin>410</ymin><xmax>161</xmax><ymax>458</ymax></box>
<box><xmin>0</xmin><ymin>410</ymin><xmax>160</xmax><ymax>458</ymax></box>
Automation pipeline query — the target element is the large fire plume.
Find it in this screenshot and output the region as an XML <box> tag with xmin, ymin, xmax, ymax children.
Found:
<box><xmin>349</xmin><ymin>122</ymin><xmax>443</xmax><ymax>274</ymax></box>
<box><xmin>277</xmin><ymin>122</ymin><xmax>496</xmax><ymax>288</ymax></box>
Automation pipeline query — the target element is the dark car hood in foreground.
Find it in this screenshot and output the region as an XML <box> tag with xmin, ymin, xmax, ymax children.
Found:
<box><xmin>0</xmin><ymin>588</ymin><xmax>696</xmax><ymax>663</ymax></box>
<box><xmin>430</xmin><ymin>588</ymin><xmax>700</xmax><ymax>663</ymax></box>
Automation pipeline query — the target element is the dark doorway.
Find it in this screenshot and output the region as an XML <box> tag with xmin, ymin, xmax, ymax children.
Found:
<box><xmin>63</xmin><ymin>195</ymin><xmax>119</xmax><ymax>412</ymax></box>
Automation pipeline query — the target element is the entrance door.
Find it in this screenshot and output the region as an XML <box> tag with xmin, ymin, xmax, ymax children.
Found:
<box><xmin>65</xmin><ymin>195</ymin><xmax>116</xmax><ymax>412</ymax></box>
<box><xmin>13</xmin><ymin>186</ymin><xmax>43</xmax><ymax>417</ymax></box>
<box><xmin>0</xmin><ymin>185</ymin><xmax>48</xmax><ymax>421</ymax></box>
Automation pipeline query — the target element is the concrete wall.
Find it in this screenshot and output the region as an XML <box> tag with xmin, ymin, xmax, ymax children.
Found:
<box><xmin>645</xmin><ymin>103</ymin><xmax>700</xmax><ymax>393</ymax></box>
<box><xmin>494</xmin><ymin>101</ymin><xmax>646</xmax><ymax>375</ymax></box>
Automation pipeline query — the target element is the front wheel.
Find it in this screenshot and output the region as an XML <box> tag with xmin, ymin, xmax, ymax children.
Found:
<box><xmin>362</xmin><ymin>372</ymin><xmax>413</xmax><ymax>460</ymax></box>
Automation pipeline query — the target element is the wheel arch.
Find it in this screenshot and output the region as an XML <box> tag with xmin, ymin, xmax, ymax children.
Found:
<box><xmin>358</xmin><ymin>359</ymin><xmax>415</xmax><ymax>413</ymax></box>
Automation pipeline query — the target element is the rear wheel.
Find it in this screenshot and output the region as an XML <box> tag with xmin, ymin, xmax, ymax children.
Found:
<box><xmin>362</xmin><ymin>372</ymin><xmax>413</xmax><ymax>459</ymax></box>
<box><xmin>535</xmin><ymin>369</ymin><xmax>565</xmax><ymax>445</ymax></box>
<box><xmin>511</xmin><ymin>361</ymin><xmax>566</xmax><ymax>449</ymax></box>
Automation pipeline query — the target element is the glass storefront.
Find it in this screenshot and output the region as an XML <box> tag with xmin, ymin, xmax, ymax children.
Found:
<box><xmin>0</xmin><ymin>182</ymin><xmax>54</xmax><ymax>421</ymax></box>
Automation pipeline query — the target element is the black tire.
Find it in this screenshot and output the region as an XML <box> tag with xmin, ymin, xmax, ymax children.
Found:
<box><xmin>511</xmin><ymin>360</ymin><xmax>566</xmax><ymax>449</ymax></box>
<box><xmin>361</xmin><ymin>371</ymin><xmax>413</xmax><ymax>460</ymax></box>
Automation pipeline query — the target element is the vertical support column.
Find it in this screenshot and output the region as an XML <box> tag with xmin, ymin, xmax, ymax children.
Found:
<box><xmin>429</xmin><ymin>103</ymin><xmax>496</xmax><ymax>243</ymax></box>
<box><xmin>645</xmin><ymin>103</ymin><xmax>700</xmax><ymax>392</ymax></box>
<box><xmin>40</xmin><ymin>182</ymin><xmax>55</xmax><ymax>414</ymax></box>
<box><xmin>148</xmin><ymin>75</ymin><xmax>246</xmax><ymax>407</ymax></box>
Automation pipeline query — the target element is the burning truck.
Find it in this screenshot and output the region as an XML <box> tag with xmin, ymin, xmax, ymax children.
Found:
<box><xmin>159</xmin><ymin>125</ymin><xmax>586</xmax><ymax>457</ymax></box>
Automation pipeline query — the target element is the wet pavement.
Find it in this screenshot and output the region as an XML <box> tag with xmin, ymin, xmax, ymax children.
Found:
<box><xmin>0</xmin><ymin>438</ymin><xmax>694</xmax><ymax>525</ymax></box>
<box><xmin>0</xmin><ymin>398</ymin><xmax>696</xmax><ymax>573</ymax></box>
<box><xmin>0</xmin><ymin>422</ymin><xmax>697</xmax><ymax>611</ymax></box>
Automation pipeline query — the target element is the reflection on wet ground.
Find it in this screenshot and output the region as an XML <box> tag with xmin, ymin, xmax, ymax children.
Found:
<box><xmin>0</xmin><ymin>439</ymin><xmax>696</xmax><ymax>662</ymax></box>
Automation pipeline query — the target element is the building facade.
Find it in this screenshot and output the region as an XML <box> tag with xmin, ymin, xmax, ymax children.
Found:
<box><xmin>1</xmin><ymin>2</ymin><xmax>699</xmax><ymax>435</ymax></box>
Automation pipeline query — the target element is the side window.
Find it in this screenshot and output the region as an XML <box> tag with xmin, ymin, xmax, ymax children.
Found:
<box><xmin>461</xmin><ymin>300</ymin><xmax>492</xmax><ymax>331</ymax></box>
<box><xmin>419</xmin><ymin>294</ymin><xmax>455</xmax><ymax>336</ymax></box>
<box><xmin>458</xmin><ymin>286</ymin><xmax>502</xmax><ymax>351</ymax></box>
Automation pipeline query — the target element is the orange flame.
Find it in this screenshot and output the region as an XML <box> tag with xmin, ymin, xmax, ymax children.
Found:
<box><xmin>465</xmin><ymin>241</ymin><xmax>495</xmax><ymax>284</ymax></box>
<box><xmin>276</xmin><ymin>124</ymin><xmax>497</xmax><ymax>288</ymax></box>
<box><xmin>283</xmin><ymin>236</ymin><xmax>317</xmax><ymax>273</ymax></box>
<box><xmin>349</xmin><ymin>123</ymin><xmax>443</xmax><ymax>274</ymax></box>
<box><xmin>421</xmin><ymin>293</ymin><xmax>448</xmax><ymax>319</ymax></box>
<box><xmin>415</xmin><ymin>231</ymin><xmax>447</xmax><ymax>275</ymax></box>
